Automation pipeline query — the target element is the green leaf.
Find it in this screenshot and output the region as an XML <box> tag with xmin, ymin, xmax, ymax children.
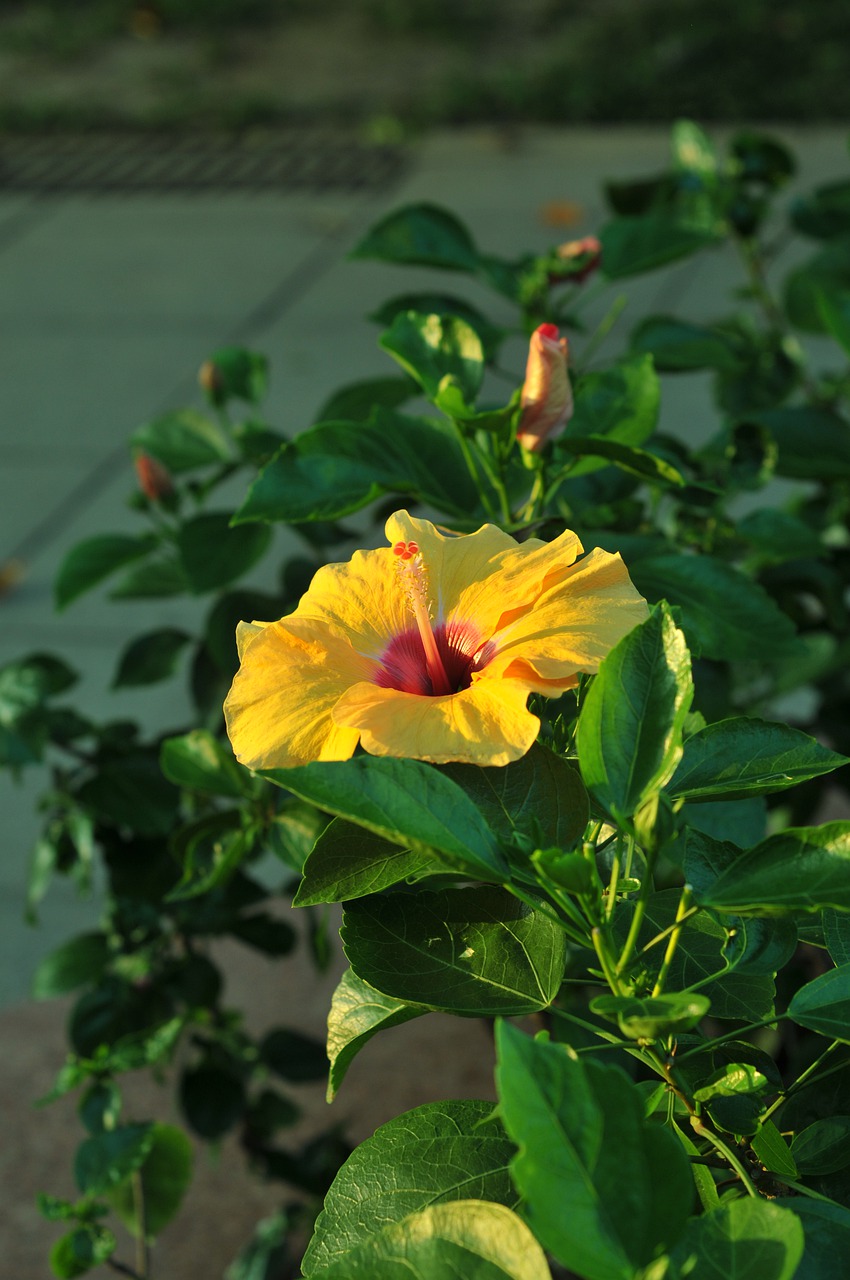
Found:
<box><xmin>180</xmin><ymin>1064</ymin><xmax>245</xmax><ymax>1139</ymax></box>
<box><xmin>75</xmin><ymin>1124</ymin><xmax>154</xmax><ymax>1195</ymax></box>
<box><xmin>668</xmin><ymin>1198</ymin><xmax>804</xmax><ymax>1280</ymax></box>
<box><xmin>558</xmin><ymin>355</ymin><xmax>659</xmax><ymax>475</ymax></box>
<box><xmin>54</xmin><ymin>533</ymin><xmax>157</xmax><ymax>610</ymax></box>
<box><xmin>784</xmin><ymin>240</ymin><xmax>850</xmax><ymax>333</ymax></box>
<box><xmin>32</xmin><ymin>931</ymin><xmax>110</xmax><ymax>999</ymax></box>
<box><xmin>235</xmin><ymin>409</ymin><xmax>483</xmax><ymax>524</ymax></box>
<box><xmin>591</xmin><ymin>992</ymin><xmax>710</xmax><ymax>1039</ymax></box>
<box><xmin>817</xmin><ymin>286</ymin><xmax>850</xmax><ymax>356</ymax></box>
<box><xmin>160</xmin><ymin>729</ymin><xmax>249</xmax><ymax>798</ymax></box>
<box><xmin>260</xmin><ymin>1027</ymin><xmax>328</xmax><ymax>1083</ymax></box>
<box><xmin>696</xmin><ymin>822</ymin><xmax>850</xmax><ymax>914</ymax></box>
<box><xmin>326</xmin><ymin>968</ymin><xmax>424</xmax><ymax>1101</ymax></box>
<box><xmin>630</xmin><ymin>553</ymin><xmax>800</xmax><ymax>660</ymax></box>
<box><xmin>306</xmin><ymin>1200</ymin><xmax>551</xmax><ymax>1279</ymax></box>
<box><xmin>619</xmin><ymin>890</ymin><xmax>775</xmax><ymax>1021</ymax></box>
<box><xmin>379</xmin><ymin>311</ymin><xmax>484</xmax><ymax>406</ymax></box>
<box><xmin>775</xmin><ymin>1198</ymin><xmax>850</xmax><ymax>1280</ymax></box>
<box><xmin>600</xmin><ymin>214</ymin><xmax>719</xmax><ymax>278</ymax></box>
<box><xmin>77</xmin><ymin>748</ymin><xmax>179</xmax><ymax>837</ymax></box>
<box><xmin>49</xmin><ymin>1226</ymin><xmax>116</xmax><ymax>1278</ymax></box>
<box><xmin>264</xmin><ymin>756</ymin><xmax>507</xmax><ymax>881</ymax></box>
<box><xmin>692</xmin><ymin>1063</ymin><xmax>769</xmax><ymax>1103</ymax></box>
<box><xmin>316</xmin><ymin>375</ymin><xmax>418</xmax><ymax>422</ymax></box>
<box><xmin>668</xmin><ymin>717</ymin><xmax>847</xmax><ymax>801</ymax></box>
<box><xmin>824</xmin><ymin>908</ymin><xmax>850</xmax><ymax>966</ymax></box>
<box><xmin>439</xmin><ymin>745</ymin><xmax>589</xmax><ymax>859</ymax></box>
<box><xmin>747</xmin><ymin>406</ymin><xmax>850</xmax><ymax>481</ymax></box>
<box><xmin>751</xmin><ymin>1120</ymin><xmax>798</xmax><ymax>1178</ymax></box>
<box><xmin>737</xmin><ymin>508</ymin><xmax>823</xmax><ymax>562</ymax></box>
<box><xmin>302</xmin><ymin>1100</ymin><xmax>518</xmax><ymax>1274</ymax></box>
<box><xmin>788</xmin><ymin>962</ymin><xmax>850</xmax><ymax>1041</ymax></box>
<box><xmin>108</xmin><ymin>1123</ymin><xmax>193</xmax><ymax>1240</ymax></box>
<box><xmin>557</xmin><ymin>435</ymin><xmax>686</xmax><ymax>487</ymax></box>
<box><xmin>341</xmin><ymin>886</ymin><xmax>566</xmax><ymax>1016</ymax></box>
<box><xmin>350</xmin><ymin>203</ymin><xmax>480</xmax><ymax>271</ymax></box>
<box><xmin>722</xmin><ymin>915</ymin><xmax>798</xmax><ymax>976</ymax></box>
<box><xmin>630</xmin><ymin>315</ymin><xmax>743</xmax><ymax>371</ymax></box>
<box><xmin>131</xmin><ymin>408</ymin><xmax>231</xmax><ymax>472</ymax></box>
<box><xmin>577</xmin><ymin>604</ymin><xmax>693</xmax><ymax>825</ymax></box>
<box><xmin>201</xmin><ymin>346</ymin><xmax>268</xmax><ymax>407</ymax></box>
<box><xmin>496</xmin><ymin>1022</ymin><xmax>692</xmax><ymax>1278</ymax></box>
<box><xmin>112</xmin><ymin>627</ymin><xmax>191</xmax><ymax>688</ymax></box>
<box><xmin>369</xmin><ymin>293</ymin><xmax>504</xmax><ymax>359</ymax></box>
<box><xmin>109</xmin><ymin>554</ymin><xmax>188</xmax><ymax>599</ymax></box>
<box><xmin>177</xmin><ymin>512</ymin><xmax>271</xmax><ymax>593</ymax></box>
<box><xmin>295</xmin><ymin>818</ymin><xmax>442</xmax><ymax>906</ymax></box>
<box><xmin>791</xmin><ymin>1117</ymin><xmax>850</xmax><ymax>1175</ymax></box>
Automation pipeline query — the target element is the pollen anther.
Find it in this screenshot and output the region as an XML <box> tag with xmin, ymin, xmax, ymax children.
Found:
<box><xmin>392</xmin><ymin>539</ymin><xmax>453</xmax><ymax>695</ymax></box>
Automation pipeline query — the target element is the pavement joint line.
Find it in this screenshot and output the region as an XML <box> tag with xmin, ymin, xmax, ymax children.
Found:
<box><xmin>4</xmin><ymin>183</ymin><xmax>405</xmax><ymax>566</ymax></box>
<box><xmin>0</xmin><ymin>192</ymin><xmax>62</xmax><ymax>257</ymax></box>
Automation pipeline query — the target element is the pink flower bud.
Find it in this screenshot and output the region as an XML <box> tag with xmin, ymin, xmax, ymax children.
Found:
<box><xmin>134</xmin><ymin>452</ymin><xmax>174</xmax><ymax>500</ymax></box>
<box><xmin>516</xmin><ymin>324</ymin><xmax>573</xmax><ymax>453</ymax></box>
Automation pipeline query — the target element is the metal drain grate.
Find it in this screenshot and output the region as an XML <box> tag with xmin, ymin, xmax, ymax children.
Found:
<box><xmin>0</xmin><ymin>131</ymin><xmax>408</xmax><ymax>194</ymax></box>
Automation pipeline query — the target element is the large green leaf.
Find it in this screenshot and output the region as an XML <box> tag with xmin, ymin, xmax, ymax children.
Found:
<box><xmin>774</xmin><ymin>1199</ymin><xmax>850</xmax><ymax>1280</ymax></box>
<box><xmin>667</xmin><ymin>1199</ymin><xmax>804</xmax><ymax>1280</ymax></box>
<box><xmin>32</xmin><ymin>932</ymin><xmax>110</xmax><ymax>999</ymax></box>
<box><xmin>177</xmin><ymin>512</ymin><xmax>271</xmax><ymax>593</ymax></box>
<box><xmin>130</xmin><ymin>408</ymin><xmax>231</xmax><ymax>471</ymax></box>
<box><xmin>439</xmin><ymin>745</ymin><xmax>589</xmax><ymax>858</ymax></box>
<box><xmin>160</xmin><ymin>729</ymin><xmax>250</xmax><ymax>799</ymax></box>
<box><xmin>341</xmin><ymin>886</ymin><xmax>566</xmax><ymax>1016</ymax></box>
<box><xmin>306</xmin><ymin>1200</ymin><xmax>551</xmax><ymax>1280</ymax></box>
<box><xmin>108</xmin><ymin>1123</ymin><xmax>193</xmax><ymax>1240</ymax></box>
<box><xmin>557</xmin><ymin>355</ymin><xmax>659</xmax><ymax>477</ymax></box>
<box><xmin>325</xmin><ymin>968</ymin><xmax>424</xmax><ymax>1101</ymax></box>
<box><xmin>783</xmin><ymin>240</ymin><xmax>850</xmax><ymax>333</ymax></box>
<box><xmin>496</xmin><ymin>1022</ymin><xmax>692</xmax><ymax>1279</ymax></box>
<box><xmin>379</xmin><ymin>311</ymin><xmax>484</xmax><ymax>406</ymax></box>
<box><xmin>75</xmin><ymin>1123</ymin><xmax>154</xmax><ymax>1195</ymax></box>
<box><xmin>791</xmin><ymin>1117</ymin><xmax>850</xmax><ymax>1176</ymax></box>
<box><xmin>600</xmin><ymin>214</ymin><xmax>719</xmax><ymax>278</ymax></box>
<box><xmin>630</xmin><ymin>315</ymin><xmax>743</xmax><ymax>372</ymax></box>
<box><xmin>668</xmin><ymin>717</ymin><xmax>847</xmax><ymax>801</ymax></box>
<box><xmin>788</xmin><ymin>963</ymin><xmax>850</xmax><ymax>1041</ymax></box>
<box><xmin>234</xmin><ymin>409</ymin><xmax>483</xmax><ymax>524</ymax></box>
<box><xmin>557</xmin><ymin>436</ymin><xmax>686</xmax><ymax>488</ymax></box>
<box><xmin>577</xmin><ymin>604</ymin><xmax>693</xmax><ymax>825</ymax></box>
<box><xmin>112</xmin><ymin>627</ymin><xmax>192</xmax><ymax>688</ymax></box>
<box><xmin>746</xmin><ymin>406</ymin><xmax>850</xmax><ymax>481</ymax></box>
<box><xmin>295</xmin><ymin>818</ymin><xmax>443</xmax><ymax>906</ymax></box>
<box><xmin>263</xmin><ymin>756</ymin><xmax>507</xmax><ymax>881</ymax></box>
<box><xmin>49</xmin><ymin>1226</ymin><xmax>116</xmax><ymax>1278</ymax></box>
<box><xmin>591</xmin><ymin>991</ymin><xmax>710</xmax><ymax>1039</ymax></box>
<box><xmin>696</xmin><ymin>822</ymin><xmax>850</xmax><ymax>914</ymax></box>
<box><xmin>630</xmin><ymin>553</ymin><xmax>800</xmax><ymax>660</ymax></box>
<box><xmin>350</xmin><ymin>203</ymin><xmax>480</xmax><ymax>272</ymax></box>
<box><xmin>302</xmin><ymin>1100</ymin><xmax>518</xmax><ymax>1274</ymax></box>
<box><xmin>54</xmin><ymin>533</ymin><xmax>157</xmax><ymax>610</ymax></box>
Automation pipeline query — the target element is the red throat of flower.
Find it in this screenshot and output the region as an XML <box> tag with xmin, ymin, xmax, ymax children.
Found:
<box><xmin>391</xmin><ymin>541</ymin><xmax>454</xmax><ymax>696</ymax></box>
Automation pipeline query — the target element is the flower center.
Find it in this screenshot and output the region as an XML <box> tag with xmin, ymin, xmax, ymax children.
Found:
<box><xmin>375</xmin><ymin>541</ymin><xmax>492</xmax><ymax>697</ymax></box>
<box><xmin>391</xmin><ymin>540</ymin><xmax>454</xmax><ymax>695</ymax></box>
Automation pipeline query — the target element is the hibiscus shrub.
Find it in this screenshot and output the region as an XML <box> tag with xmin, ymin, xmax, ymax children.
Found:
<box><xmin>5</xmin><ymin>120</ymin><xmax>850</xmax><ymax>1278</ymax></box>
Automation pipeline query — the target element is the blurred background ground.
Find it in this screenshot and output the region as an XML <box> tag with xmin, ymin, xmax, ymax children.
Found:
<box><xmin>0</xmin><ymin>0</ymin><xmax>848</xmax><ymax>136</ymax></box>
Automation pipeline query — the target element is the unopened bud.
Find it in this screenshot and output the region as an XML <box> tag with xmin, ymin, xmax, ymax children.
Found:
<box><xmin>134</xmin><ymin>452</ymin><xmax>174</xmax><ymax>501</ymax></box>
<box><xmin>549</xmin><ymin>235</ymin><xmax>602</xmax><ymax>285</ymax></box>
<box><xmin>516</xmin><ymin>324</ymin><xmax>573</xmax><ymax>453</ymax></box>
<box><xmin>198</xmin><ymin>359</ymin><xmax>225</xmax><ymax>404</ymax></box>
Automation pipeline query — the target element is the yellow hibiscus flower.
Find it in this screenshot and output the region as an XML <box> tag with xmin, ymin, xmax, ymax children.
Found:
<box><xmin>224</xmin><ymin>510</ymin><xmax>648</xmax><ymax>770</ymax></box>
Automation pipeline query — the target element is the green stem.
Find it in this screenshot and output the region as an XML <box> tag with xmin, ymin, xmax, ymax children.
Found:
<box><xmin>604</xmin><ymin>835</ymin><xmax>622</xmax><ymax>924</ymax></box>
<box><xmin>592</xmin><ymin>927</ymin><xmax>625</xmax><ymax>995</ymax></box>
<box><xmin>639</xmin><ymin>905</ymin><xmax>701</xmax><ymax>955</ymax></box>
<box><xmin>651</xmin><ymin>886</ymin><xmax>693</xmax><ymax>997</ymax></box>
<box><xmin>450</xmin><ymin>421</ymin><xmax>498</xmax><ymax>519</ymax></box>
<box><xmin>770</xmin><ymin>1177</ymin><xmax>844</xmax><ymax>1205</ymax></box>
<box><xmin>675</xmin><ymin>1013</ymin><xmax>786</xmax><ymax>1064</ymax></box>
<box><xmin>690</xmin><ymin>1116</ymin><xmax>760</xmax><ymax>1198</ymax></box>
<box><xmin>615</xmin><ymin>845</ymin><xmax>654</xmax><ymax>979</ymax></box>
<box><xmin>509</xmin><ymin>880</ymin><xmax>589</xmax><ymax>948</ymax></box>
<box><xmin>132</xmin><ymin>1170</ymin><xmax>149</xmax><ymax>1279</ymax></box>
<box><xmin>761</xmin><ymin>1040</ymin><xmax>842</xmax><ymax>1123</ymax></box>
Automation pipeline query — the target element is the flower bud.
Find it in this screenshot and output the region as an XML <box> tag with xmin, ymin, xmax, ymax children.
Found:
<box><xmin>548</xmin><ymin>235</ymin><xmax>602</xmax><ymax>285</ymax></box>
<box><xmin>134</xmin><ymin>451</ymin><xmax>174</xmax><ymax>501</ymax></box>
<box><xmin>198</xmin><ymin>358</ymin><xmax>225</xmax><ymax>405</ymax></box>
<box><xmin>516</xmin><ymin>324</ymin><xmax>573</xmax><ymax>453</ymax></box>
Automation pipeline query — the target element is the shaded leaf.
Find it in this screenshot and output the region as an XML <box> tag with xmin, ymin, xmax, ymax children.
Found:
<box><xmin>326</xmin><ymin>968</ymin><xmax>424</xmax><ymax>1101</ymax></box>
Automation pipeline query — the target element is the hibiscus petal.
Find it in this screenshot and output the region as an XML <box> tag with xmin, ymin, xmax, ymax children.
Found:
<box><xmin>225</xmin><ymin>618</ymin><xmax>372</xmax><ymax>769</ymax></box>
<box><xmin>332</xmin><ymin>676</ymin><xmax>541</xmax><ymax>767</ymax></box>
<box><xmin>486</xmin><ymin>547</ymin><xmax>649</xmax><ymax>679</ymax></box>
